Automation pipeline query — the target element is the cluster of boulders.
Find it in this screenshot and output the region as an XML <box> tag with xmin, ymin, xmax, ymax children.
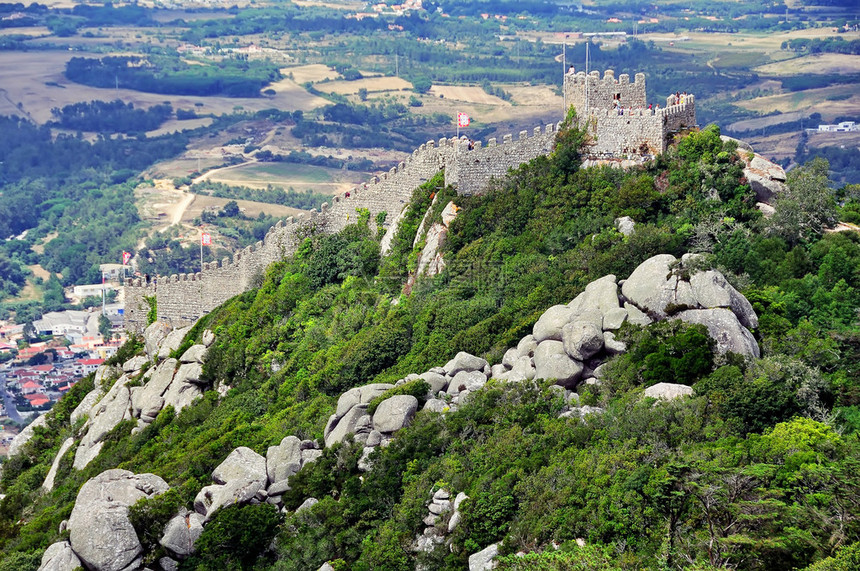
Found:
<box><xmin>193</xmin><ymin>438</ymin><xmax>323</xmax><ymax>522</ymax></box>
<box><xmin>30</xmin><ymin>253</ymin><xmax>761</xmax><ymax>571</ymax></box>
<box><xmin>325</xmin><ymin>351</ymin><xmax>500</xmax><ymax>471</ymax></box>
<box><xmin>414</xmin><ymin>489</ymin><xmax>469</xmax><ymax>555</ymax></box>
<box><xmin>40</xmin><ymin>469</ymin><xmax>170</xmax><ymax>571</ymax></box>
<box><xmin>68</xmin><ymin>324</ymin><xmax>212</xmax><ymax>472</ymax></box>
<box><xmin>490</xmin><ymin>253</ymin><xmax>759</xmax><ymax>398</ymax></box>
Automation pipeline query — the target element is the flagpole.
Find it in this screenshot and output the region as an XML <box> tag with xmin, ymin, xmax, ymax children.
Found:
<box><xmin>200</xmin><ymin>231</ymin><xmax>203</xmax><ymax>272</ymax></box>
<box><xmin>563</xmin><ymin>38</ymin><xmax>566</xmax><ymax>113</ymax></box>
<box><xmin>585</xmin><ymin>42</ymin><xmax>590</xmax><ymax>117</ymax></box>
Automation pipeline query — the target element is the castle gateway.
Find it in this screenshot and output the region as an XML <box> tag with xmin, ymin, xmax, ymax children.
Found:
<box><xmin>563</xmin><ymin>68</ymin><xmax>696</xmax><ymax>157</ymax></box>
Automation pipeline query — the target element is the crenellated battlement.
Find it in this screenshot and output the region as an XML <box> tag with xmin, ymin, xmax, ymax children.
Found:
<box><xmin>124</xmin><ymin>122</ymin><xmax>560</xmax><ymax>332</ymax></box>
<box><xmin>564</xmin><ymin>69</ymin><xmax>647</xmax><ymax>113</ymax></box>
<box><xmin>563</xmin><ymin>68</ymin><xmax>696</xmax><ymax>156</ymax></box>
<box><xmin>445</xmin><ymin>122</ymin><xmax>561</xmax><ymax>195</ymax></box>
<box><xmin>124</xmin><ymin>69</ymin><xmax>697</xmax><ymax>333</ymax></box>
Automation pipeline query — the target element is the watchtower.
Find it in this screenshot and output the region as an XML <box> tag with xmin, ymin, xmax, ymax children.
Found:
<box><xmin>563</xmin><ymin>69</ymin><xmax>647</xmax><ymax>113</ymax></box>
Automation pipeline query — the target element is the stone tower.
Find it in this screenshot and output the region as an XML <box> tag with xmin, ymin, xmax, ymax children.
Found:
<box><xmin>563</xmin><ymin>69</ymin><xmax>647</xmax><ymax>113</ymax></box>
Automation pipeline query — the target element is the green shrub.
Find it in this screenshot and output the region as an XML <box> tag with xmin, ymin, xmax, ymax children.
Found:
<box><xmin>496</xmin><ymin>544</ymin><xmax>621</xmax><ymax>570</ymax></box>
<box><xmin>183</xmin><ymin>503</ymin><xmax>281</xmax><ymax>570</ymax></box>
<box><xmin>128</xmin><ymin>488</ymin><xmax>186</xmax><ymax>557</ymax></box>
<box><xmin>803</xmin><ymin>542</ymin><xmax>860</xmax><ymax>571</ymax></box>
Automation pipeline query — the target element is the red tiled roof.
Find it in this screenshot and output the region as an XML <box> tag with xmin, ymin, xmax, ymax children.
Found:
<box><xmin>77</xmin><ymin>358</ymin><xmax>105</xmax><ymax>366</ymax></box>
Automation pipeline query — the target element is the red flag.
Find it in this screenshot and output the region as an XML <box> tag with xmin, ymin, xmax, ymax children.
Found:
<box><xmin>201</xmin><ymin>232</ymin><xmax>212</xmax><ymax>246</ymax></box>
<box><xmin>122</xmin><ymin>251</ymin><xmax>131</xmax><ymax>265</ymax></box>
<box><xmin>457</xmin><ymin>112</ymin><xmax>470</xmax><ymax>128</ymax></box>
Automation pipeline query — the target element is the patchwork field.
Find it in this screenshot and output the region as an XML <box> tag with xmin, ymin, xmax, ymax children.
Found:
<box><xmin>644</xmin><ymin>28</ymin><xmax>860</xmax><ymax>54</ymax></box>
<box><xmin>0</xmin><ymin>51</ymin><xmax>327</xmax><ymax>124</ymax></box>
<box><xmin>146</xmin><ymin>117</ymin><xmax>215</xmax><ymax>137</ymax></box>
<box><xmin>754</xmin><ymin>53</ymin><xmax>860</xmax><ymax>76</ymax></box>
<box><xmin>202</xmin><ymin>162</ymin><xmax>370</xmax><ymax>195</ymax></box>
<box><xmin>0</xmin><ymin>26</ymin><xmax>49</xmax><ymax>36</ymax></box>
<box><xmin>737</xmin><ymin>84</ymin><xmax>860</xmax><ymax>120</ymax></box>
<box><xmin>428</xmin><ymin>85</ymin><xmax>511</xmax><ymax>106</ymax></box>
<box><xmin>506</xmin><ymin>84</ymin><xmax>564</xmax><ymax>107</ymax></box>
<box><xmin>180</xmin><ymin>195</ymin><xmax>305</xmax><ymax>224</ymax></box>
<box><xmin>283</xmin><ymin>64</ymin><xmax>341</xmax><ymax>84</ymax></box>
<box><xmin>742</xmin><ymin>131</ymin><xmax>802</xmax><ymax>161</ymax></box>
<box><xmin>727</xmin><ymin>111</ymin><xmax>806</xmax><ymax>133</ymax></box>
<box><xmin>319</xmin><ymin>76</ymin><xmax>413</xmax><ymax>95</ymax></box>
<box><xmin>416</xmin><ymin>86</ymin><xmax>559</xmax><ymax>139</ymax></box>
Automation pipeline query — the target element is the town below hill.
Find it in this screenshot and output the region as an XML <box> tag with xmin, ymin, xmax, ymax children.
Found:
<box><xmin>0</xmin><ymin>298</ymin><xmax>127</xmax><ymax>454</ymax></box>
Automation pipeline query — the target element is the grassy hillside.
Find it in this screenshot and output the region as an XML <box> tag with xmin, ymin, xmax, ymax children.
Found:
<box><xmin>1</xmin><ymin>123</ymin><xmax>859</xmax><ymax>571</ymax></box>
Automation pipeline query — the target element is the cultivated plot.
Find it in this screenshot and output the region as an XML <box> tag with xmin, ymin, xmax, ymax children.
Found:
<box><xmin>203</xmin><ymin>162</ymin><xmax>370</xmax><ymax>195</ymax></box>
<box><xmin>319</xmin><ymin>76</ymin><xmax>413</xmax><ymax>95</ymax></box>
<box><xmin>0</xmin><ymin>51</ymin><xmax>327</xmax><ymax>124</ymax></box>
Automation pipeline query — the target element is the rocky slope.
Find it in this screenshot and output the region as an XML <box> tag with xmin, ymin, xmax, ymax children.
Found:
<box><xmin>13</xmin><ymin>253</ymin><xmax>760</xmax><ymax>571</ymax></box>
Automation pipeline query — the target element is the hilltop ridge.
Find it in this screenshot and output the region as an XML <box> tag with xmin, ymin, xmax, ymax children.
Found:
<box><xmin>1</xmin><ymin>115</ymin><xmax>858</xmax><ymax>571</ymax></box>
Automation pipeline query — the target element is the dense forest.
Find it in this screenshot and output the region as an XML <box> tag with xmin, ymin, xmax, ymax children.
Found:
<box><xmin>65</xmin><ymin>56</ymin><xmax>281</xmax><ymax>98</ymax></box>
<box><xmin>50</xmin><ymin>100</ymin><xmax>174</xmax><ymax>135</ymax></box>
<box><xmin>1</xmin><ymin>122</ymin><xmax>858</xmax><ymax>570</ymax></box>
<box><xmin>0</xmin><ymin>115</ymin><xmax>186</xmax><ymax>303</ymax></box>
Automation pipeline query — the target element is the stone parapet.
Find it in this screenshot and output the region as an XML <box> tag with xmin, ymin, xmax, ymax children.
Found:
<box><xmin>564</xmin><ymin>69</ymin><xmax>647</xmax><ymax>113</ymax></box>
<box><xmin>125</xmin><ymin>127</ymin><xmax>550</xmax><ymax>330</ymax></box>
<box><xmin>124</xmin><ymin>73</ymin><xmax>695</xmax><ymax>332</ymax></box>
<box><xmin>446</xmin><ymin>123</ymin><xmax>561</xmax><ymax>195</ymax></box>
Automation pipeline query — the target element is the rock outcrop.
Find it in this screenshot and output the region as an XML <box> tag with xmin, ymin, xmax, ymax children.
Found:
<box><xmin>194</xmin><ymin>447</ymin><xmax>267</xmax><ymax>522</ymax></box>
<box><xmin>37</xmin><ymin>541</ymin><xmax>82</xmax><ymax>571</ymax></box>
<box><xmin>644</xmin><ymin>382</ymin><xmax>695</xmax><ymax>400</ymax></box>
<box><xmin>42</xmin><ymin>437</ymin><xmax>75</xmax><ymax>492</ymax></box>
<box><xmin>8</xmin><ymin>413</ymin><xmax>47</xmax><ymax>457</ymax></box>
<box><xmin>160</xmin><ymin>508</ymin><xmax>205</xmax><ymax>559</ymax></box>
<box><xmin>406</xmin><ymin>201</ymin><xmax>460</xmax><ymax>294</ymax></box>
<box><xmin>71</xmin><ymin>324</ymin><xmax>211</xmax><ymax>471</ymax></box>
<box><xmin>67</xmin><ymin>469</ymin><xmax>169</xmax><ymax>571</ymax></box>
<box><xmin>469</xmin><ymin>543</ymin><xmax>500</xmax><ymax>570</ymax></box>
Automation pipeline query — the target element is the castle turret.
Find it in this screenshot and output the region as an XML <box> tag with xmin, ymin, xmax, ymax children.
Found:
<box><xmin>563</xmin><ymin>69</ymin><xmax>647</xmax><ymax>113</ymax></box>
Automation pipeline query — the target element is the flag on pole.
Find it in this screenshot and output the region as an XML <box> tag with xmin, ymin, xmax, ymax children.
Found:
<box><xmin>457</xmin><ymin>112</ymin><xmax>470</xmax><ymax>128</ymax></box>
<box><xmin>122</xmin><ymin>251</ymin><xmax>131</xmax><ymax>265</ymax></box>
<box><xmin>201</xmin><ymin>232</ymin><xmax>212</xmax><ymax>246</ymax></box>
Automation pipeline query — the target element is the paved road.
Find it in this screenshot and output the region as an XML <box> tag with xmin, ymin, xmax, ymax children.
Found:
<box><xmin>0</xmin><ymin>372</ymin><xmax>24</xmax><ymax>423</ymax></box>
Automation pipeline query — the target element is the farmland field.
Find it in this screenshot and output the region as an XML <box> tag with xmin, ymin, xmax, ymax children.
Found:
<box><xmin>319</xmin><ymin>76</ymin><xmax>413</xmax><ymax>95</ymax></box>
<box><xmin>180</xmin><ymin>195</ymin><xmax>305</xmax><ymax>223</ymax></box>
<box><xmin>737</xmin><ymin>84</ymin><xmax>860</xmax><ymax>120</ymax></box>
<box><xmin>0</xmin><ymin>51</ymin><xmax>327</xmax><ymax>124</ymax></box>
<box><xmin>754</xmin><ymin>53</ymin><xmax>860</xmax><ymax>76</ymax></box>
<box><xmin>203</xmin><ymin>162</ymin><xmax>371</xmax><ymax>195</ymax></box>
<box><xmin>429</xmin><ymin>85</ymin><xmax>511</xmax><ymax>106</ymax></box>
<box><xmin>283</xmin><ymin>63</ymin><xmax>341</xmax><ymax>84</ymax></box>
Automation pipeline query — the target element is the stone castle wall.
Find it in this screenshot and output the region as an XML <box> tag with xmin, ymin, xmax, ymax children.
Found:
<box><xmin>124</xmin><ymin>126</ymin><xmax>560</xmax><ymax>333</ymax></box>
<box><xmin>125</xmin><ymin>69</ymin><xmax>696</xmax><ymax>333</ymax></box>
<box><xmin>583</xmin><ymin>95</ymin><xmax>696</xmax><ymax>156</ymax></box>
<box><xmin>446</xmin><ymin>124</ymin><xmax>559</xmax><ymax>195</ymax></box>
<box><xmin>564</xmin><ymin>69</ymin><xmax>697</xmax><ymax>156</ymax></box>
<box><xmin>564</xmin><ymin>70</ymin><xmax>647</xmax><ymax>112</ymax></box>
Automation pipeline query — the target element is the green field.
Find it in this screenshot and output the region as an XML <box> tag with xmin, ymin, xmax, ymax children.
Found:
<box><xmin>205</xmin><ymin>162</ymin><xmax>370</xmax><ymax>195</ymax></box>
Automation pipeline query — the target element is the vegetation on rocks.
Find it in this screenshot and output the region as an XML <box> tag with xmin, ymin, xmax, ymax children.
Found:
<box><xmin>1</xmin><ymin>123</ymin><xmax>859</xmax><ymax>570</ymax></box>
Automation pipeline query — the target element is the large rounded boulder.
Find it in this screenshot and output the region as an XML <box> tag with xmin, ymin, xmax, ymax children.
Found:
<box><xmin>68</xmin><ymin>469</ymin><xmax>169</xmax><ymax>571</ymax></box>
